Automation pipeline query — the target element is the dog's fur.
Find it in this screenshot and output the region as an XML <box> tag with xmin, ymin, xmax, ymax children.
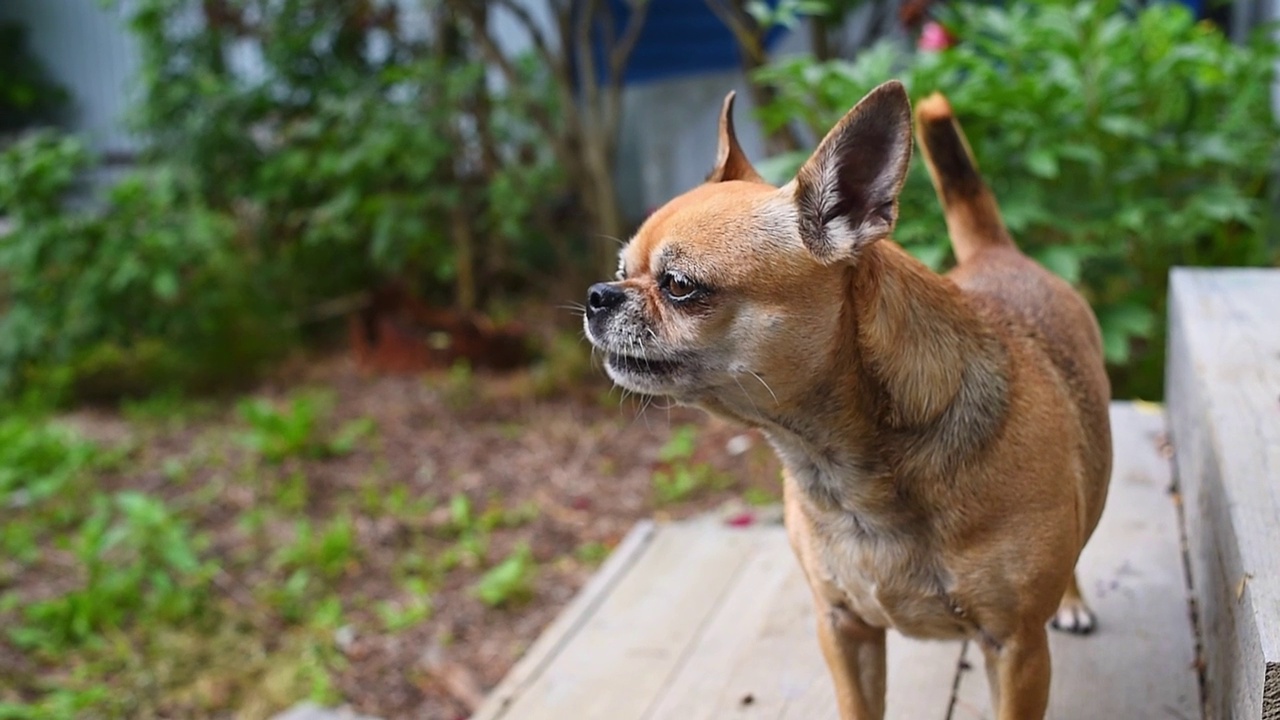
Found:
<box><xmin>583</xmin><ymin>82</ymin><xmax>1112</xmax><ymax>719</ymax></box>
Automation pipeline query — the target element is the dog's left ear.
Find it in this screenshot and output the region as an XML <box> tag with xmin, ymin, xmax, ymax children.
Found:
<box><xmin>707</xmin><ymin>91</ymin><xmax>764</xmax><ymax>184</ymax></box>
<box><xmin>790</xmin><ymin>80</ymin><xmax>913</xmax><ymax>264</ymax></box>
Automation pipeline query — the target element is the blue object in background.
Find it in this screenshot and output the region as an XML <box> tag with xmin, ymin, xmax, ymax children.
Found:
<box><xmin>1173</xmin><ymin>0</ymin><xmax>1206</xmax><ymax>19</ymax></box>
<box><xmin>579</xmin><ymin>0</ymin><xmax>792</xmax><ymax>87</ymax></box>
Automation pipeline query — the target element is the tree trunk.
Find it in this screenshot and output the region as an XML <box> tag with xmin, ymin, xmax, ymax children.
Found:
<box><xmin>450</xmin><ymin>202</ymin><xmax>477</xmax><ymax>313</ymax></box>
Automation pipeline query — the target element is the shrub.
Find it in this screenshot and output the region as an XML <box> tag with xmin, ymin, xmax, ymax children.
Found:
<box><xmin>121</xmin><ymin>0</ymin><xmax>567</xmax><ymax>312</ymax></box>
<box><xmin>0</xmin><ymin>133</ymin><xmax>283</xmax><ymax>400</ymax></box>
<box><xmin>755</xmin><ymin>0</ymin><xmax>1280</xmax><ymax>398</ymax></box>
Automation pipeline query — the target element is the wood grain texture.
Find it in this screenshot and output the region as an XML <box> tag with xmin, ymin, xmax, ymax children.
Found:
<box><xmin>1166</xmin><ymin>269</ymin><xmax>1280</xmax><ymax>720</ymax></box>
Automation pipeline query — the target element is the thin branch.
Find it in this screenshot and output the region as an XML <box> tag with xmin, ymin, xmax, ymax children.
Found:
<box><xmin>704</xmin><ymin>0</ymin><xmax>765</xmax><ymax>63</ymax></box>
<box><xmin>488</xmin><ymin>0</ymin><xmax>559</xmax><ymax>71</ymax></box>
<box><xmin>575</xmin><ymin>0</ymin><xmax>603</xmax><ymax>134</ymax></box>
<box><xmin>444</xmin><ymin>1</ymin><xmax>570</xmax><ymax>165</ymax></box>
<box><xmin>608</xmin><ymin>0</ymin><xmax>651</xmax><ymax>88</ymax></box>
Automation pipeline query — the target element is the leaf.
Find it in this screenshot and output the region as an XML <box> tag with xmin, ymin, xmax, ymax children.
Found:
<box><xmin>472</xmin><ymin>544</ymin><xmax>536</xmax><ymax>608</ymax></box>
<box><xmin>1025</xmin><ymin>148</ymin><xmax>1059</xmax><ymax>179</ymax></box>
<box><xmin>1098</xmin><ymin>304</ymin><xmax>1157</xmax><ymax>365</ymax></box>
<box><xmin>1031</xmin><ymin>245</ymin><xmax>1084</xmax><ymax>284</ymax></box>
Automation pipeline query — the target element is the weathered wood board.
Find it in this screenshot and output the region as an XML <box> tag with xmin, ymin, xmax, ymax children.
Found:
<box><xmin>473</xmin><ymin>404</ymin><xmax>1200</xmax><ymax>719</ymax></box>
<box><xmin>1166</xmin><ymin>269</ymin><xmax>1280</xmax><ymax>720</ymax></box>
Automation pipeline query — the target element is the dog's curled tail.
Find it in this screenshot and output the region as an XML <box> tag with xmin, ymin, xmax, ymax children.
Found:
<box><xmin>914</xmin><ymin>92</ymin><xmax>1014</xmax><ymax>264</ymax></box>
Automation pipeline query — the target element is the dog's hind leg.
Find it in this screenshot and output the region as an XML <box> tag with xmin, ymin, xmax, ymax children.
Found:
<box><xmin>1049</xmin><ymin>572</ymin><xmax>1096</xmax><ymax>634</ymax></box>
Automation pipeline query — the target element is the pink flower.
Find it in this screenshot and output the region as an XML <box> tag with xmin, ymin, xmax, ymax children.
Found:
<box><xmin>918</xmin><ymin>21</ymin><xmax>955</xmax><ymax>52</ymax></box>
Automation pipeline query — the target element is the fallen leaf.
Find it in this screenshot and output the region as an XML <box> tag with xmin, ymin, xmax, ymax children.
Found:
<box><xmin>1236</xmin><ymin>573</ymin><xmax>1254</xmax><ymax>602</ymax></box>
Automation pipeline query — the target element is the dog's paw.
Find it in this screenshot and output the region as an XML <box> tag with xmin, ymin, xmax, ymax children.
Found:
<box><xmin>1050</xmin><ymin>599</ymin><xmax>1096</xmax><ymax>635</ymax></box>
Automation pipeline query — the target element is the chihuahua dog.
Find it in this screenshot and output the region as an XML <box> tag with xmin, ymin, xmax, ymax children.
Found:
<box><xmin>583</xmin><ymin>81</ymin><xmax>1111</xmax><ymax>719</ymax></box>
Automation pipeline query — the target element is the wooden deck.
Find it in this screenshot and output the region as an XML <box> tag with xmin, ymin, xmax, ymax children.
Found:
<box><xmin>474</xmin><ymin>403</ymin><xmax>1202</xmax><ymax>720</ymax></box>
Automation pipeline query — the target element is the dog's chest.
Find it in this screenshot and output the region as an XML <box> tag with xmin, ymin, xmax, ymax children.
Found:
<box><xmin>812</xmin><ymin>520</ymin><xmax>964</xmax><ymax>638</ymax></box>
<box><xmin>778</xmin><ymin>442</ymin><xmax>966</xmax><ymax>638</ymax></box>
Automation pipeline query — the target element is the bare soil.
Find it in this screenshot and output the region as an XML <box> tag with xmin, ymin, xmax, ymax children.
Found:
<box><xmin>9</xmin><ymin>352</ymin><xmax>783</xmax><ymax>720</ymax></box>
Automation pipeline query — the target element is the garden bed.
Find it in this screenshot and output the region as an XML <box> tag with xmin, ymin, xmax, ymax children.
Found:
<box><xmin>0</xmin><ymin>353</ymin><xmax>782</xmax><ymax>720</ymax></box>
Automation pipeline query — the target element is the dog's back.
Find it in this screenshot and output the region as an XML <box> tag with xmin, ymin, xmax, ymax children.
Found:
<box><xmin>914</xmin><ymin>93</ymin><xmax>1113</xmax><ymax>540</ymax></box>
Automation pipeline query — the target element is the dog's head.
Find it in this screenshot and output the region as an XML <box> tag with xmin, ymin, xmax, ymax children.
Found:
<box><xmin>584</xmin><ymin>81</ymin><xmax>912</xmax><ymax>414</ymax></box>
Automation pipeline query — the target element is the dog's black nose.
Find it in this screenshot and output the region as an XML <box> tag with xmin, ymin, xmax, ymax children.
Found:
<box><xmin>586</xmin><ymin>282</ymin><xmax>626</xmax><ymax>318</ymax></box>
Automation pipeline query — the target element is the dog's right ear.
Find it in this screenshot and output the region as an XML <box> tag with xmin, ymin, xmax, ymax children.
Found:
<box><xmin>707</xmin><ymin>91</ymin><xmax>764</xmax><ymax>184</ymax></box>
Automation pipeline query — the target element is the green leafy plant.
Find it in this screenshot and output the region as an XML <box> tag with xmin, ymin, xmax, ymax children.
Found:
<box><xmin>12</xmin><ymin>492</ymin><xmax>213</xmax><ymax>653</ymax></box>
<box><xmin>376</xmin><ymin>578</ymin><xmax>434</xmax><ymax>633</ymax></box>
<box><xmin>755</xmin><ymin>0</ymin><xmax>1280</xmax><ymax>398</ymax></box>
<box><xmin>0</xmin><ymin>417</ymin><xmax>99</xmax><ymax>508</ymax></box>
<box><xmin>237</xmin><ymin>392</ymin><xmax>376</xmax><ymax>463</ymax></box>
<box><xmin>118</xmin><ymin>0</ymin><xmax>567</xmax><ymax>315</ymax></box>
<box><xmin>575</xmin><ymin>541</ymin><xmax>610</xmax><ymax>567</ymax></box>
<box><xmin>472</xmin><ymin>543</ymin><xmax>537</xmax><ymax>608</ymax></box>
<box><xmin>0</xmin><ymin>133</ymin><xmax>284</xmax><ymax>401</ymax></box>
<box><xmin>273</xmin><ymin>515</ymin><xmax>359</xmax><ymax>582</ymax></box>
<box><xmin>651</xmin><ymin>425</ymin><xmax>730</xmax><ymax>504</ymax></box>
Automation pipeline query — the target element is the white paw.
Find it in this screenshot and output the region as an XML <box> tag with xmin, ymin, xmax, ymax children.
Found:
<box><xmin>1050</xmin><ymin>602</ymin><xmax>1096</xmax><ymax>635</ymax></box>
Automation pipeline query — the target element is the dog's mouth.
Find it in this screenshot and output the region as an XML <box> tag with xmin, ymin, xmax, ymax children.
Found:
<box><xmin>605</xmin><ymin>352</ymin><xmax>682</xmax><ymax>376</ymax></box>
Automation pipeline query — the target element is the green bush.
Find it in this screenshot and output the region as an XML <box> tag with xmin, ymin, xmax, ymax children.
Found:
<box><xmin>755</xmin><ymin>0</ymin><xmax>1280</xmax><ymax>398</ymax></box>
<box><xmin>122</xmin><ymin>0</ymin><xmax>565</xmax><ymax>311</ymax></box>
<box><xmin>0</xmin><ymin>133</ymin><xmax>283</xmax><ymax>400</ymax></box>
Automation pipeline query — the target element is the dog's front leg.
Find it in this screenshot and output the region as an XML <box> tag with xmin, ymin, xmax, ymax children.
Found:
<box><xmin>980</xmin><ymin>625</ymin><xmax>1051</xmax><ymax>720</ymax></box>
<box><xmin>814</xmin><ymin>599</ymin><xmax>887</xmax><ymax>719</ymax></box>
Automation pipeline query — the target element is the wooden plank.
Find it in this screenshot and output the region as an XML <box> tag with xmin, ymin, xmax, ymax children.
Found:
<box><xmin>779</xmin><ymin>633</ymin><xmax>964</xmax><ymax>720</ymax></box>
<box><xmin>951</xmin><ymin>403</ymin><xmax>1201</xmax><ymax>720</ymax></box>
<box><xmin>641</xmin><ymin>528</ymin><xmax>799</xmax><ymax>720</ymax></box>
<box><xmin>1166</xmin><ymin>268</ymin><xmax>1280</xmax><ymax>720</ymax></box>
<box><xmin>710</xmin><ymin>559</ymin><xmax>836</xmax><ymax>720</ymax></box>
<box><xmin>650</xmin><ymin>527</ymin><xmax>961</xmax><ymax>720</ymax></box>
<box><xmin>483</xmin><ymin>519</ymin><xmax>760</xmax><ymax>720</ymax></box>
<box><xmin>471</xmin><ymin>521</ymin><xmax>657</xmax><ymax>720</ymax></box>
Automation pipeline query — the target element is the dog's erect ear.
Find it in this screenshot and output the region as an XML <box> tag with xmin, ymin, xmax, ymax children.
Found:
<box><xmin>707</xmin><ymin>91</ymin><xmax>764</xmax><ymax>184</ymax></box>
<box><xmin>790</xmin><ymin>80</ymin><xmax>912</xmax><ymax>263</ymax></box>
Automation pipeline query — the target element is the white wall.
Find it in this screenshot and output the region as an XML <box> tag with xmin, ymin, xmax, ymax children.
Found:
<box><xmin>0</xmin><ymin>1</ymin><xmax>142</xmax><ymax>158</ymax></box>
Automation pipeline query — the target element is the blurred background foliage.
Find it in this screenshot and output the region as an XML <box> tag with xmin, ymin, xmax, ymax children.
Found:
<box><xmin>0</xmin><ymin>0</ymin><xmax>1276</xmax><ymax>404</ymax></box>
<box><xmin>756</xmin><ymin>0</ymin><xmax>1280</xmax><ymax>399</ymax></box>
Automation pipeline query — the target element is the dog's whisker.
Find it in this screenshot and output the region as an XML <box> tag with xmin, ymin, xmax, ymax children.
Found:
<box><xmin>731</xmin><ymin>373</ymin><xmax>762</xmax><ymax>419</ymax></box>
<box><xmin>746</xmin><ymin>370</ymin><xmax>779</xmax><ymax>405</ymax></box>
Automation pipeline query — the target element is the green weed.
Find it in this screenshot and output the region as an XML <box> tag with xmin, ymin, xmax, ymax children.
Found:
<box><xmin>0</xmin><ymin>417</ymin><xmax>99</xmax><ymax>508</ymax></box>
<box><xmin>651</xmin><ymin>425</ymin><xmax>729</xmax><ymax>504</ymax></box>
<box><xmin>575</xmin><ymin>541</ymin><xmax>609</xmax><ymax>567</ymax></box>
<box><xmin>472</xmin><ymin>543</ymin><xmax>536</xmax><ymax>608</ymax></box>
<box><xmin>273</xmin><ymin>515</ymin><xmax>359</xmax><ymax>582</ymax></box>
<box><xmin>12</xmin><ymin>492</ymin><xmax>212</xmax><ymax>653</ymax></box>
<box><xmin>237</xmin><ymin>392</ymin><xmax>376</xmax><ymax>463</ymax></box>
<box><xmin>376</xmin><ymin>577</ymin><xmax>434</xmax><ymax>632</ymax></box>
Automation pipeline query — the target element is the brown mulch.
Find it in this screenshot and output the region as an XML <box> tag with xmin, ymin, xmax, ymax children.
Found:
<box><xmin>31</xmin><ymin>353</ymin><xmax>784</xmax><ymax>720</ymax></box>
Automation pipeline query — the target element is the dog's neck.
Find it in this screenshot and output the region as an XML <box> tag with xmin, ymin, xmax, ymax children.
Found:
<box><xmin>722</xmin><ymin>241</ymin><xmax>1010</xmax><ymax>516</ymax></box>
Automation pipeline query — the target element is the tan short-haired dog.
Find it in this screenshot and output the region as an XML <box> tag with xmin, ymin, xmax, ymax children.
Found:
<box><xmin>583</xmin><ymin>81</ymin><xmax>1112</xmax><ymax>720</ymax></box>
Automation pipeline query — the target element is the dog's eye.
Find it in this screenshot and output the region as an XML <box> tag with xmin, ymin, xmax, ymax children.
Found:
<box><xmin>662</xmin><ymin>272</ymin><xmax>698</xmax><ymax>301</ymax></box>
